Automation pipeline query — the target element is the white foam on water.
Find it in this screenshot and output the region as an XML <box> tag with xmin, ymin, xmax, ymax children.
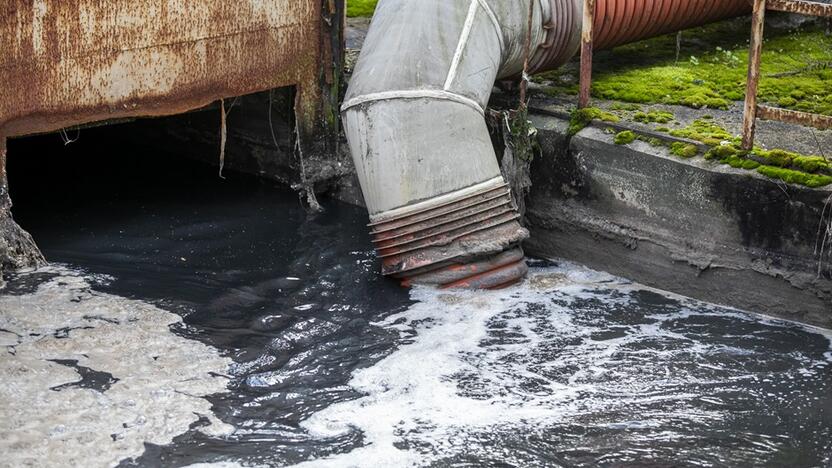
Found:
<box><xmin>292</xmin><ymin>262</ymin><xmax>832</xmax><ymax>468</ymax></box>
<box><xmin>0</xmin><ymin>265</ymin><xmax>233</xmax><ymax>467</ymax></box>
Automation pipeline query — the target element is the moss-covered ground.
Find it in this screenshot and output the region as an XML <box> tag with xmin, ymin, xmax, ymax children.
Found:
<box><xmin>347</xmin><ymin>0</ymin><xmax>378</xmax><ymax>18</ymax></box>
<box><xmin>609</xmin><ymin>117</ymin><xmax>832</xmax><ymax>188</ymax></box>
<box><xmin>568</xmin><ymin>107</ymin><xmax>619</xmax><ymax>135</ymax></box>
<box><xmin>535</xmin><ymin>18</ymin><xmax>832</xmax><ymax>116</ymax></box>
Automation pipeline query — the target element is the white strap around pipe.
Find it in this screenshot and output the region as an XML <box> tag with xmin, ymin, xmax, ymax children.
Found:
<box><xmin>340</xmin><ymin>89</ymin><xmax>485</xmax><ymax>115</ymax></box>
<box><xmin>444</xmin><ymin>0</ymin><xmax>480</xmax><ymax>90</ymax></box>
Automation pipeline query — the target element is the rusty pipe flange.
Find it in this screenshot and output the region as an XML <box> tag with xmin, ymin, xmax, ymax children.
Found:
<box><xmin>368</xmin><ymin>177</ymin><xmax>530</xmax><ymax>289</ymax></box>
<box><xmin>402</xmin><ymin>246</ymin><xmax>529</xmax><ymax>289</ymax></box>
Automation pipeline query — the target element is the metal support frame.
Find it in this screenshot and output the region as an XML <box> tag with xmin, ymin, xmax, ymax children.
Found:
<box><xmin>579</xmin><ymin>0</ymin><xmax>596</xmax><ymax>109</ymax></box>
<box><xmin>741</xmin><ymin>0</ymin><xmax>832</xmax><ymax>150</ymax></box>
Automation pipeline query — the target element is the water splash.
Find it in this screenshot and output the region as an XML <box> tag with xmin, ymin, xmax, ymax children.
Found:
<box><xmin>296</xmin><ymin>262</ymin><xmax>832</xmax><ymax>467</ymax></box>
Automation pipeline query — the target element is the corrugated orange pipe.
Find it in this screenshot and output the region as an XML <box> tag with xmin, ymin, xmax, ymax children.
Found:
<box><xmin>531</xmin><ymin>0</ymin><xmax>752</xmax><ymax>73</ymax></box>
<box><xmin>593</xmin><ymin>0</ymin><xmax>751</xmax><ymax>50</ymax></box>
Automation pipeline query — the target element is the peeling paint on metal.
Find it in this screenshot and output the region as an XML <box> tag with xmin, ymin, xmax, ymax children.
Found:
<box><xmin>0</xmin><ymin>0</ymin><xmax>329</xmax><ymax>139</ymax></box>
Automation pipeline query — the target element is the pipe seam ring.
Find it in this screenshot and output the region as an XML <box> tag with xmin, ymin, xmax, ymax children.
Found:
<box><xmin>341</xmin><ymin>90</ymin><xmax>485</xmax><ymax>116</ymax></box>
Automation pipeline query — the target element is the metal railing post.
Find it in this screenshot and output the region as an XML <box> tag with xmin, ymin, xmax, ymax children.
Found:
<box><xmin>741</xmin><ymin>0</ymin><xmax>767</xmax><ymax>150</ymax></box>
<box><xmin>579</xmin><ymin>0</ymin><xmax>596</xmax><ymax>109</ymax></box>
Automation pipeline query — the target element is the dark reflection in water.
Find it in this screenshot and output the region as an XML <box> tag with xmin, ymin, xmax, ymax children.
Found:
<box><xmin>6</xmin><ymin>125</ymin><xmax>832</xmax><ymax>467</ymax></box>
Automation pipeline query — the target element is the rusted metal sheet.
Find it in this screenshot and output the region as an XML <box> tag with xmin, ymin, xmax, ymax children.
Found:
<box><xmin>757</xmin><ymin>105</ymin><xmax>832</xmax><ymax>129</ymax></box>
<box><xmin>742</xmin><ymin>0</ymin><xmax>767</xmax><ymax>150</ymax></box>
<box><xmin>0</xmin><ymin>0</ymin><xmax>334</xmax><ymax>140</ymax></box>
<box><xmin>579</xmin><ymin>0</ymin><xmax>596</xmax><ymax>109</ymax></box>
<box><xmin>766</xmin><ymin>0</ymin><xmax>832</xmax><ymax>17</ymax></box>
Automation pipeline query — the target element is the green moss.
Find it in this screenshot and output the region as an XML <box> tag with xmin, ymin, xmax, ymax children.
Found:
<box><xmin>347</xmin><ymin>0</ymin><xmax>378</xmax><ymax>17</ymax></box>
<box><xmin>704</xmin><ymin>144</ymin><xmax>742</xmax><ymax>160</ymax></box>
<box><xmin>610</xmin><ymin>103</ymin><xmax>642</xmax><ymax>111</ymax></box>
<box><xmin>793</xmin><ymin>155</ymin><xmax>831</xmax><ymax>173</ymax></box>
<box><xmin>655</xmin><ymin>126</ymin><xmax>670</xmax><ymax>133</ymax></box>
<box><xmin>749</xmin><ymin>148</ymin><xmax>831</xmax><ymax>174</ymax></box>
<box><xmin>669</xmin><ymin>119</ymin><xmax>736</xmax><ymax>145</ymax></box>
<box><xmin>614</xmin><ymin>130</ymin><xmax>637</xmax><ymax>145</ymax></box>
<box><xmin>537</xmin><ymin>20</ymin><xmax>832</xmax><ymax>116</ymax></box>
<box><xmin>670</xmin><ymin>142</ymin><xmax>699</xmax><ymax>158</ymax></box>
<box><xmin>568</xmin><ymin>107</ymin><xmax>620</xmax><ymax>136</ymax></box>
<box><xmin>645</xmin><ymin>137</ymin><xmax>665</xmax><ymax>147</ymax></box>
<box><xmin>757</xmin><ymin>165</ymin><xmax>832</xmax><ymax>188</ymax></box>
<box><xmin>633</xmin><ymin>110</ymin><xmax>675</xmax><ymax>124</ymax></box>
<box><xmin>591</xmin><ymin>112</ymin><xmax>831</xmax><ymax>187</ymax></box>
<box><xmin>722</xmin><ymin>155</ymin><xmax>761</xmax><ymax>170</ymax></box>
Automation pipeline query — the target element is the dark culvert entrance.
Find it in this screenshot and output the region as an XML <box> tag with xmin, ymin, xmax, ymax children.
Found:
<box><xmin>4</xmin><ymin>90</ymin><xmax>404</xmax><ymax>303</ymax></box>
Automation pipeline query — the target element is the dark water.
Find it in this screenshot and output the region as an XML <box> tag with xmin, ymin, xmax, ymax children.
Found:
<box><xmin>5</xmin><ymin>125</ymin><xmax>832</xmax><ymax>467</ymax></box>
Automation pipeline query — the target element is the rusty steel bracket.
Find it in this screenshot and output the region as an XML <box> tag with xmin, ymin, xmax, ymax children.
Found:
<box><xmin>757</xmin><ymin>105</ymin><xmax>832</xmax><ymax>128</ymax></box>
<box><xmin>741</xmin><ymin>0</ymin><xmax>832</xmax><ymax>150</ymax></box>
<box><xmin>765</xmin><ymin>0</ymin><xmax>832</xmax><ymax>16</ymax></box>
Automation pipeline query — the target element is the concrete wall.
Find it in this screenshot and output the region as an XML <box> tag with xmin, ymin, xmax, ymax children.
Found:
<box><xmin>525</xmin><ymin>115</ymin><xmax>832</xmax><ymax>327</ymax></box>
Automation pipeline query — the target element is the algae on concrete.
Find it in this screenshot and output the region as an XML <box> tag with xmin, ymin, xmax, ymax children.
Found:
<box><xmin>614</xmin><ymin>130</ymin><xmax>636</xmax><ymax>145</ymax></box>
<box><xmin>633</xmin><ymin>110</ymin><xmax>675</xmax><ymax>124</ymax></box>
<box><xmin>667</xmin><ymin>118</ymin><xmax>832</xmax><ymax>187</ymax></box>
<box><xmin>568</xmin><ymin>107</ymin><xmax>620</xmax><ymax>136</ymax></box>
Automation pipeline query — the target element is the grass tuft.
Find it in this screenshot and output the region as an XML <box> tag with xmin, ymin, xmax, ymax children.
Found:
<box><xmin>347</xmin><ymin>0</ymin><xmax>378</xmax><ymax>17</ymax></box>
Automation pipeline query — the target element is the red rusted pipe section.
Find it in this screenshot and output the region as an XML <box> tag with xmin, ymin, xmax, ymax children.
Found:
<box><xmin>532</xmin><ymin>0</ymin><xmax>752</xmax><ymax>74</ymax></box>
<box><xmin>591</xmin><ymin>0</ymin><xmax>751</xmax><ymax>51</ymax></box>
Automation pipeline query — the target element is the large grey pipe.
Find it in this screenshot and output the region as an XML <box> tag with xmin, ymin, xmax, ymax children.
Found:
<box><xmin>342</xmin><ymin>0</ymin><xmax>579</xmax><ymax>287</ymax></box>
<box><xmin>342</xmin><ymin>0</ymin><xmax>580</xmax><ymax>288</ymax></box>
<box><xmin>343</xmin><ymin>0</ymin><xmax>581</xmax><ymax>288</ymax></box>
<box><xmin>343</xmin><ymin>0</ymin><xmax>750</xmax><ymax>288</ymax></box>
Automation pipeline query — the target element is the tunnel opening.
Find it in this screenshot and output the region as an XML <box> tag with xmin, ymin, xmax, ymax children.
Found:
<box><xmin>4</xmin><ymin>87</ymin><xmax>304</xmax><ymax>274</ymax></box>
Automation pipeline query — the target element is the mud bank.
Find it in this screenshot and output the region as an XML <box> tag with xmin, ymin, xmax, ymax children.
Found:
<box><xmin>525</xmin><ymin>113</ymin><xmax>832</xmax><ymax>327</ymax></box>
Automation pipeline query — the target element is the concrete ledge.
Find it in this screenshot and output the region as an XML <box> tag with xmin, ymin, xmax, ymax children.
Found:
<box><xmin>526</xmin><ymin>115</ymin><xmax>832</xmax><ymax>327</ymax></box>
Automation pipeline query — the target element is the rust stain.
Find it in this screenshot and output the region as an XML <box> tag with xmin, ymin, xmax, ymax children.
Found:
<box><xmin>766</xmin><ymin>0</ymin><xmax>832</xmax><ymax>17</ymax></box>
<box><xmin>0</xmin><ymin>0</ymin><xmax>326</xmax><ymax>138</ymax></box>
<box><xmin>757</xmin><ymin>105</ymin><xmax>832</xmax><ymax>130</ymax></box>
<box><xmin>368</xmin><ymin>182</ymin><xmax>528</xmax><ymax>289</ymax></box>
